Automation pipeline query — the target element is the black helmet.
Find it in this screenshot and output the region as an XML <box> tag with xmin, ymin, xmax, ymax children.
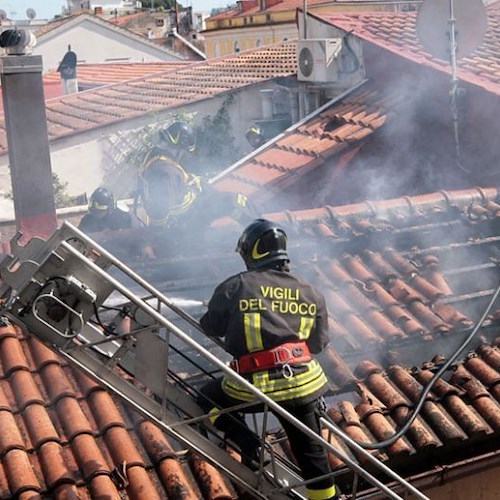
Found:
<box><xmin>156</xmin><ymin>121</ymin><xmax>196</xmax><ymax>153</ymax></box>
<box><xmin>89</xmin><ymin>187</ymin><xmax>115</xmax><ymax>212</ymax></box>
<box><xmin>245</xmin><ymin>124</ymin><xmax>266</xmax><ymax>149</ymax></box>
<box><xmin>236</xmin><ymin>219</ymin><xmax>289</xmax><ymax>270</ymax></box>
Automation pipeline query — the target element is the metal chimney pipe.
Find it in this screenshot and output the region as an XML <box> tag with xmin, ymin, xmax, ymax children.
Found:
<box><xmin>0</xmin><ymin>53</ymin><xmax>57</xmax><ymax>241</ymax></box>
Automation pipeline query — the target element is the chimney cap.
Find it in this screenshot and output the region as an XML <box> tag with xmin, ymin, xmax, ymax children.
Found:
<box><xmin>0</xmin><ymin>29</ymin><xmax>37</xmax><ymax>56</ymax></box>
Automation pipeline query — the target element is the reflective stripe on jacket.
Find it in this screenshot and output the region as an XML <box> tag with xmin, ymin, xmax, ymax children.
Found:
<box><xmin>201</xmin><ymin>268</ymin><xmax>331</xmax><ymax>405</ymax></box>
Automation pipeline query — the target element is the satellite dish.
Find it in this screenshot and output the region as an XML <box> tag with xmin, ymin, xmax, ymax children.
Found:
<box><xmin>0</xmin><ymin>9</ymin><xmax>7</xmax><ymax>20</ymax></box>
<box><xmin>26</xmin><ymin>8</ymin><xmax>37</xmax><ymax>20</ymax></box>
<box><xmin>298</xmin><ymin>47</ymin><xmax>314</xmax><ymax>78</ymax></box>
<box><xmin>416</xmin><ymin>0</ymin><xmax>487</xmax><ymax>61</ymax></box>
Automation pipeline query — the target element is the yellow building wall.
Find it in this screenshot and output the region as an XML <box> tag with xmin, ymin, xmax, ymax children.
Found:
<box><xmin>204</xmin><ymin>1</ymin><xmax>410</xmax><ymax>58</ymax></box>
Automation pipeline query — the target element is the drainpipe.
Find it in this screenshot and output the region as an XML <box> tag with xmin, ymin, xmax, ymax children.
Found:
<box><xmin>0</xmin><ymin>32</ymin><xmax>57</xmax><ymax>241</ymax></box>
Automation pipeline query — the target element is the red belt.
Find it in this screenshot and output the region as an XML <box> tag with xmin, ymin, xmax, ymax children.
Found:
<box><xmin>230</xmin><ymin>341</ymin><xmax>311</xmax><ymax>374</ymax></box>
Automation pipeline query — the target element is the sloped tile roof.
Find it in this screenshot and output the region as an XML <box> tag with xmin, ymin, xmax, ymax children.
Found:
<box><xmin>330</xmin><ymin>344</ymin><xmax>500</xmax><ymax>469</ymax></box>
<box><xmin>34</xmin><ymin>14</ymin><xmax>81</xmax><ymax>37</ymax></box>
<box><xmin>312</xmin><ymin>9</ymin><xmax>500</xmax><ymax>95</ymax></box>
<box><xmin>207</xmin><ymin>0</ymin><xmax>335</xmax><ymax>21</ymax></box>
<box><xmin>207</xmin><ymin>0</ymin><xmax>396</xmax><ymax>21</ymax></box>
<box><xmin>0</xmin><ymin>41</ymin><xmax>296</xmax><ymax>156</ymax></box>
<box><xmin>106</xmin><ymin>186</ymin><xmax>500</xmax><ymax>371</ymax></box>
<box><xmin>2</xmin><ymin>186</ymin><xmax>500</xmax><ymax>495</ymax></box>
<box><xmin>43</xmin><ymin>62</ymin><xmax>190</xmax><ymax>86</ymax></box>
<box><xmin>258</xmin><ymin>188</ymin><xmax>500</xmax><ymax>366</ymax></box>
<box><xmin>213</xmin><ymin>80</ymin><xmax>405</xmax><ymax>202</ymax></box>
<box><xmin>0</xmin><ymin>321</ymin><xmax>235</xmax><ymax>498</ymax></box>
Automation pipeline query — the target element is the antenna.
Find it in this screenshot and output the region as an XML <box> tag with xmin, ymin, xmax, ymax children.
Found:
<box><xmin>26</xmin><ymin>8</ymin><xmax>37</xmax><ymax>20</ymax></box>
<box><xmin>416</xmin><ymin>0</ymin><xmax>487</xmax><ymax>173</ymax></box>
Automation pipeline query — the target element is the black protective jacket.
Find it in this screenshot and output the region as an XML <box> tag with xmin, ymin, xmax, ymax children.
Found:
<box><xmin>78</xmin><ymin>208</ymin><xmax>131</xmax><ymax>234</ymax></box>
<box><xmin>201</xmin><ymin>268</ymin><xmax>330</xmax><ymax>405</ymax></box>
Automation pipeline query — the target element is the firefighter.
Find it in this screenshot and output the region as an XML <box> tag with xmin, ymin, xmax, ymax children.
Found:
<box><xmin>245</xmin><ymin>124</ymin><xmax>266</xmax><ymax>149</ymax></box>
<box><xmin>134</xmin><ymin>120</ymin><xmax>200</xmax><ymax>227</ymax></box>
<box><xmin>134</xmin><ymin>120</ymin><xmax>258</xmax><ymax>258</ymax></box>
<box><xmin>78</xmin><ymin>187</ymin><xmax>131</xmax><ymax>234</ymax></box>
<box><xmin>197</xmin><ymin>219</ymin><xmax>338</xmax><ymax>500</ymax></box>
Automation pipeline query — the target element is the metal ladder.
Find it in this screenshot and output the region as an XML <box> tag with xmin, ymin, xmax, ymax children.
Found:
<box><xmin>0</xmin><ymin>222</ymin><xmax>429</xmax><ymax>500</ymax></box>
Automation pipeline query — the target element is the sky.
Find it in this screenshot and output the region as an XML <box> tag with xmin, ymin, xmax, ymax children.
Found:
<box><xmin>0</xmin><ymin>0</ymin><xmax>230</xmax><ymax>19</ymax></box>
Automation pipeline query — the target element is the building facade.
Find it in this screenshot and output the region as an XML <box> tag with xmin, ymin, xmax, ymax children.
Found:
<box><xmin>203</xmin><ymin>0</ymin><xmax>418</xmax><ymax>58</ymax></box>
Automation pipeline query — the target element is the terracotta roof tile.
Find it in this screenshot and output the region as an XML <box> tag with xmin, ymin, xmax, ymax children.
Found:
<box><xmin>0</xmin><ymin>42</ymin><xmax>297</xmax><ymax>156</ymax></box>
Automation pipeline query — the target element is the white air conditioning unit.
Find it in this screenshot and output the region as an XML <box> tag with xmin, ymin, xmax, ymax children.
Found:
<box><xmin>297</xmin><ymin>38</ymin><xmax>343</xmax><ymax>83</ymax></box>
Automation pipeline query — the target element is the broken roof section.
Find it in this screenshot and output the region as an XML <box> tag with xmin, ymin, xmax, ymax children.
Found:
<box><xmin>0</xmin><ymin>41</ymin><xmax>297</xmax><ymax>156</ymax></box>
<box><xmin>105</xmin><ymin>187</ymin><xmax>500</xmax><ymax>375</ymax></box>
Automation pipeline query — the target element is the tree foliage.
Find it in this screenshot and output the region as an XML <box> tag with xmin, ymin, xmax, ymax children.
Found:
<box><xmin>2</xmin><ymin>173</ymin><xmax>79</xmax><ymax>209</ymax></box>
<box><xmin>186</xmin><ymin>96</ymin><xmax>241</xmax><ymax>176</ymax></box>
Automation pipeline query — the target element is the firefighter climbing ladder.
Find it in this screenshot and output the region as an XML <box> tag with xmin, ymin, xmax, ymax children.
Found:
<box><xmin>0</xmin><ymin>223</ymin><xmax>428</xmax><ymax>500</ymax></box>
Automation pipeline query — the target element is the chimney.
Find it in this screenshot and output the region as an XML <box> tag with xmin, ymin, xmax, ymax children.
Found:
<box><xmin>264</xmin><ymin>0</ymin><xmax>282</xmax><ymax>7</ymax></box>
<box><xmin>238</xmin><ymin>0</ymin><xmax>258</xmax><ymax>13</ymax></box>
<box><xmin>0</xmin><ymin>30</ymin><xmax>57</xmax><ymax>241</ymax></box>
<box><xmin>57</xmin><ymin>45</ymin><xmax>78</xmax><ymax>95</ymax></box>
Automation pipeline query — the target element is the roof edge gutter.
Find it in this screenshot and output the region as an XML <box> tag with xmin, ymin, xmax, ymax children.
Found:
<box><xmin>358</xmin><ymin>448</ymin><xmax>500</xmax><ymax>499</ymax></box>
<box><xmin>265</xmin><ymin>186</ymin><xmax>500</xmax><ymax>225</ymax></box>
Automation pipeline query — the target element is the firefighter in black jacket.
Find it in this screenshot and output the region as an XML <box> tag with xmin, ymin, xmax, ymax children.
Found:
<box><xmin>78</xmin><ymin>187</ymin><xmax>131</xmax><ymax>234</ymax></box>
<box><xmin>133</xmin><ymin>120</ymin><xmax>258</xmax><ymax>258</ymax></box>
<box><xmin>134</xmin><ymin>121</ymin><xmax>200</xmax><ymax>228</ymax></box>
<box><xmin>198</xmin><ymin>219</ymin><xmax>338</xmax><ymax>500</ymax></box>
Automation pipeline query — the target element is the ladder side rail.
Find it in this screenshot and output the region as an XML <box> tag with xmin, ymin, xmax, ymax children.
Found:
<box><xmin>2</xmin><ymin>224</ymin><xmax>428</xmax><ymax>500</ymax></box>
<box><xmin>59</xmin><ymin>240</ymin><xmax>415</xmax><ymax>500</ymax></box>
<box><xmin>60</xmin><ymin>222</ymin><xmax>209</xmax><ymax>335</ymax></box>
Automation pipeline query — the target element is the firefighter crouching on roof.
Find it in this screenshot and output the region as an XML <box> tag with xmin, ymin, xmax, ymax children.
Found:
<box><xmin>78</xmin><ymin>187</ymin><xmax>132</xmax><ymax>234</ymax></box>
<box><xmin>197</xmin><ymin>219</ymin><xmax>338</xmax><ymax>500</ymax></box>
<box><xmin>133</xmin><ymin>120</ymin><xmax>259</xmax><ymax>258</ymax></box>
